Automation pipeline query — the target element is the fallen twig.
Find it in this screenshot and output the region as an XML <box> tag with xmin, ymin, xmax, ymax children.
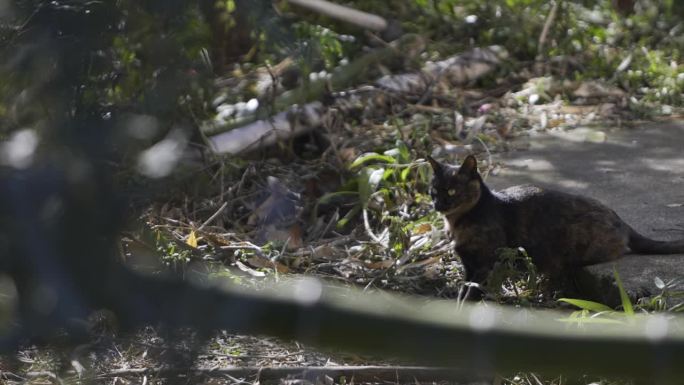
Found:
<box><xmin>198</xmin><ymin>201</ymin><xmax>228</xmax><ymax>231</ymax></box>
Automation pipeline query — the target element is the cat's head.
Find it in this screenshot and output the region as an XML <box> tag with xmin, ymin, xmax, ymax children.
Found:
<box><xmin>427</xmin><ymin>155</ymin><xmax>482</xmax><ymax>215</ymax></box>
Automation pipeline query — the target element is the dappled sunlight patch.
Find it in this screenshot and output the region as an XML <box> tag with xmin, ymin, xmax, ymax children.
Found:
<box><xmin>556</xmin><ymin>179</ymin><xmax>589</xmax><ymax>190</ymax></box>
<box><xmin>640</xmin><ymin>157</ymin><xmax>684</xmax><ymax>173</ymax></box>
<box><xmin>137</xmin><ymin>129</ymin><xmax>188</xmax><ymax>178</ymax></box>
<box><xmin>595</xmin><ymin>159</ymin><xmax>617</xmax><ymax>167</ymax></box>
<box><xmin>501</xmin><ymin>158</ymin><xmax>555</xmax><ymax>172</ymax></box>
<box><xmin>548</xmin><ymin>127</ymin><xmax>607</xmax><ymax>143</ymax></box>
<box><xmin>0</xmin><ymin>129</ymin><xmax>39</xmax><ymax>169</ymax></box>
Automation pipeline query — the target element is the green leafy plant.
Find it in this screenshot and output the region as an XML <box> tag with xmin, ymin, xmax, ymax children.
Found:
<box><xmin>293</xmin><ymin>23</ymin><xmax>348</xmax><ymax>70</ymax></box>
<box><xmin>558</xmin><ymin>266</ymin><xmax>634</xmax><ymax>325</ymax></box>
<box><xmin>315</xmin><ymin>140</ymin><xmax>420</xmax><ymax>232</ymax></box>
<box><xmin>311</xmin><ymin>140</ymin><xmax>444</xmax><ymax>277</ymax></box>
<box><xmin>637</xmin><ymin>277</ymin><xmax>684</xmax><ymax>312</ymax></box>
<box><xmin>488</xmin><ymin>247</ymin><xmax>541</xmax><ymax>301</ymax></box>
<box><xmin>155</xmin><ymin>230</ymin><xmax>193</xmax><ymax>272</ymax></box>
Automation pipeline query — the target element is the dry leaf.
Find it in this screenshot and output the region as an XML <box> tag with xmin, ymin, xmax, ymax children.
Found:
<box><xmin>559</xmin><ymin>105</ymin><xmax>597</xmax><ymax>114</ymax></box>
<box><xmin>364</xmin><ymin>259</ymin><xmax>394</xmax><ymax>270</ymax></box>
<box><xmin>202</xmin><ymin>232</ymin><xmax>232</xmax><ymax>246</ymax></box>
<box><xmin>413</xmin><ymin>223</ymin><xmax>432</xmax><ymax>235</ymax></box>
<box><xmin>339</xmin><ymin>147</ymin><xmax>359</xmax><ymax>164</ymax></box>
<box><xmin>396</xmin><ymin>256</ymin><xmax>441</xmax><ymax>274</ymax></box>
<box><xmin>586</xmin><ymin>130</ymin><xmax>607</xmax><ymax>143</ymax></box>
<box><xmin>246</xmin><ymin>255</ymin><xmax>290</xmax><ymax>273</ymax></box>
<box><xmin>573</xmin><ymin>81</ymin><xmax>625</xmax><ymax>99</ymax></box>
<box><xmin>550</xmin><ymin>127</ymin><xmax>607</xmax><ymax>143</ymax></box>
<box><xmin>547</xmin><ymin>118</ymin><xmax>564</xmax><ymax>128</ymax></box>
<box><xmin>311</xmin><ymin>244</ymin><xmax>344</xmax><ymax>260</ymax></box>
<box><xmin>260</xmin><ymin>224</ymin><xmax>304</xmax><ymax>251</ymax></box>
<box><xmin>186</xmin><ymin>230</ymin><xmax>198</xmax><ymax>248</ymax></box>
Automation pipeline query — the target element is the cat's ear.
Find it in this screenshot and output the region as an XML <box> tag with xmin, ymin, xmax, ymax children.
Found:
<box><xmin>426</xmin><ymin>156</ymin><xmax>444</xmax><ymax>175</ymax></box>
<box><xmin>458</xmin><ymin>155</ymin><xmax>479</xmax><ymax>177</ymax></box>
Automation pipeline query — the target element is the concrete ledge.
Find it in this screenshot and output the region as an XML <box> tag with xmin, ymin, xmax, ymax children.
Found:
<box><xmin>581</xmin><ymin>255</ymin><xmax>684</xmax><ymax>307</ymax></box>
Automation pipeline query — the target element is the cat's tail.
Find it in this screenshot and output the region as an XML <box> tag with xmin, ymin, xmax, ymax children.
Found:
<box><xmin>628</xmin><ymin>228</ymin><xmax>684</xmax><ymax>254</ymax></box>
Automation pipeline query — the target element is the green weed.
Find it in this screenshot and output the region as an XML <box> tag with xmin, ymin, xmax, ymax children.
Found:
<box><xmin>558</xmin><ymin>266</ymin><xmax>634</xmax><ymax>325</ymax></box>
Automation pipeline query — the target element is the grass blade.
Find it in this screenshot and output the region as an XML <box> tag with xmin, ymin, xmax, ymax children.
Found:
<box><xmin>558</xmin><ymin>298</ymin><xmax>613</xmax><ymax>312</ymax></box>
<box><xmin>350</xmin><ymin>153</ymin><xmax>396</xmax><ymax>169</ymax></box>
<box><xmin>613</xmin><ymin>266</ymin><xmax>634</xmax><ymax>316</ymax></box>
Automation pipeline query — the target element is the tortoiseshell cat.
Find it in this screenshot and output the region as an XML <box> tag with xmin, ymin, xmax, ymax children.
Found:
<box><xmin>428</xmin><ymin>155</ymin><xmax>684</xmax><ymax>296</ymax></box>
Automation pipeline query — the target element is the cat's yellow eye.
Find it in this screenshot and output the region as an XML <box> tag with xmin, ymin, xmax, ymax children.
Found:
<box><xmin>448</xmin><ymin>189</ymin><xmax>456</xmax><ymax>196</ymax></box>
